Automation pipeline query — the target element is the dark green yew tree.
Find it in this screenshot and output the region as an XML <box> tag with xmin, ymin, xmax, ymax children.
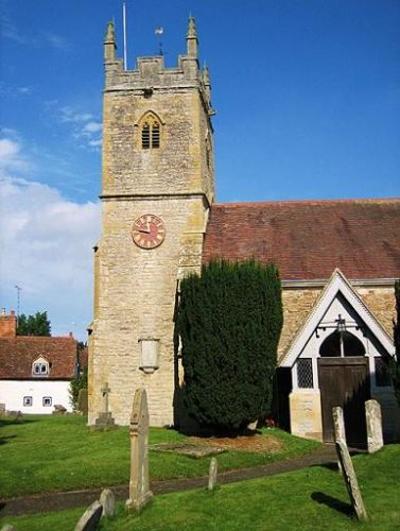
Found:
<box><xmin>177</xmin><ymin>260</ymin><xmax>283</xmax><ymax>433</ymax></box>
<box><xmin>392</xmin><ymin>280</ymin><xmax>400</xmax><ymax>406</ymax></box>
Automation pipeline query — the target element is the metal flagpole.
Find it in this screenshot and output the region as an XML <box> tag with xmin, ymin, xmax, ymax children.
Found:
<box><xmin>123</xmin><ymin>2</ymin><xmax>128</xmax><ymax>70</ymax></box>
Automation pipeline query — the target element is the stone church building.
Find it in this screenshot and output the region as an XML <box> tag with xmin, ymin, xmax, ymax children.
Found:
<box><xmin>88</xmin><ymin>17</ymin><xmax>400</xmax><ymax>445</ymax></box>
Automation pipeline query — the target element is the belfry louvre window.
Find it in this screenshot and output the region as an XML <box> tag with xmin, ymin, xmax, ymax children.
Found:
<box><xmin>297</xmin><ymin>358</ymin><xmax>313</xmax><ymax>388</ymax></box>
<box><xmin>141</xmin><ymin>119</ymin><xmax>160</xmax><ymax>149</ymax></box>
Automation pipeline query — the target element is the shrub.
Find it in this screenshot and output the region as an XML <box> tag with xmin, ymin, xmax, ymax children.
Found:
<box><xmin>176</xmin><ymin>260</ymin><xmax>283</xmax><ymax>433</ymax></box>
<box><xmin>69</xmin><ymin>369</ymin><xmax>87</xmax><ymax>410</ymax></box>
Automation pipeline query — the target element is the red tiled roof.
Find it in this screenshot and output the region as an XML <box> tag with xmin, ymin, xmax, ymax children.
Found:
<box><xmin>202</xmin><ymin>198</ymin><xmax>400</xmax><ymax>281</ymax></box>
<box><xmin>0</xmin><ymin>336</ymin><xmax>78</xmax><ymax>379</ymax></box>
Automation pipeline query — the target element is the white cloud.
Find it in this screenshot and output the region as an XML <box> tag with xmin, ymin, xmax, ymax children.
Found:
<box><xmin>17</xmin><ymin>87</ymin><xmax>31</xmax><ymax>95</ymax></box>
<box><xmin>61</xmin><ymin>107</ymin><xmax>94</xmax><ymax>124</ymax></box>
<box><xmin>0</xmin><ymin>13</ymin><xmax>70</xmax><ymax>50</ymax></box>
<box><xmin>0</xmin><ymin>136</ymin><xmax>101</xmax><ymax>339</ymax></box>
<box><xmin>83</xmin><ymin>122</ymin><xmax>102</xmax><ymax>134</ymax></box>
<box><xmin>60</xmin><ymin>108</ymin><xmax>102</xmax><ymax>150</ymax></box>
<box><xmin>88</xmin><ymin>139</ymin><xmax>103</xmax><ymax>148</ymax></box>
<box><xmin>0</xmin><ymin>137</ymin><xmax>30</xmax><ymax>172</ymax></box>
<box><xmin>45</xmin><ymin>32</ymin><xmax>70</xmax><ymax>51</ymax></box>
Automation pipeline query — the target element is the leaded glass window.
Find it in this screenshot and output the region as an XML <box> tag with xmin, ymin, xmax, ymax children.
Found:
<box><xmin>297</xmin><ymin>358</ymin><xmax>313</xmax><ymax>388</ymax></box>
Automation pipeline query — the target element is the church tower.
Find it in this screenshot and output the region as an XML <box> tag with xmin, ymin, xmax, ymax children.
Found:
<box><xmin>88</xmin><ymin>17</ymin><xmax>215</xmax><ymax>426</ymax></box>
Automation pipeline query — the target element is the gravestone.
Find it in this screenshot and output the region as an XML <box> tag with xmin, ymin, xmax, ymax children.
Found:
<box><xmin>126</xmin><ymin>388</ymin><xmax>153</xmax><ymax>512</ymax></box>
<box><xmin>95</xmin><ymin>382</ymin><xmax>115</xmax><ymax>428</ymax></box>
<box><xmin>332</xmin><ymin>406</ymin><xmax>347</xmax><ymax>443</ymax></box>
<box><xmin>365</xmin><ymin>399</ymin><xmax>383</xmax><ymax>454</ymax></box>
<box><xmin>74</xmin><ymin>500</ymin><xmax>103</xmax><ymax>531</ymax></box>
<box><xmin>208</xmin><ymin>457</ymin><xmax>218</xmax><ymax>491</ymax></box>
<box><xmin>0</xmin><ymin>403</ymin><xmax>6</xmax><ymax>415</ymax></box>
<box><xmin>333</xmin><ymin>406</ymin><xmax>368</xmax><ymax>522</ymax></box>
<box><xmin>53</xmin><ymin>404</ymin><xmax>67</xmax><ymax>415</ymax></box>
<box><xmin>100</xmin><ymin>488</ymin><xmax>115</xmax><ymax>517</ymax></box>
<box><xmin>78</xmin><ymin>388</ymin><xmax>88</xmax><ymax>415</ymax></box>
<box><xmin>333</xmin><ymin>405</ymin><xmax>347</xmax><ymax>473</ymax></box>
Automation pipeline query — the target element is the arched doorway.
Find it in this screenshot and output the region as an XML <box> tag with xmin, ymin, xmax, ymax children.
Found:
<box><xmin>318</xmin><ymin>330</ymin><xmax>370</xmax><ymax>447</ymax></box>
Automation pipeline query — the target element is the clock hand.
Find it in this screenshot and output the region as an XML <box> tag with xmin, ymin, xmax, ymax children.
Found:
<box><xmin>138</xmin><ymin>222</ymin><xmax>151</xmax><ymax>233</ymax></box>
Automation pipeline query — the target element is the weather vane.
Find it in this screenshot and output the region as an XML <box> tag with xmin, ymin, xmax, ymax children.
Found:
<box><xmin>155</xmin><ymin>26</ymin><xmax>164</xmax><ymax>56</ymax></box>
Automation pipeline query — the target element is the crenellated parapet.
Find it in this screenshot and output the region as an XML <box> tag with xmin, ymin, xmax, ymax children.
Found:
<box><xmin>103</xmin><ymin>18</ymin><xmax>213</xmax><ymax>116</ymax></box>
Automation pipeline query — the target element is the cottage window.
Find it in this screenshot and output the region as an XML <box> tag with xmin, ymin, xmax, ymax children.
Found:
<box><xmin>42</xmin><ymin>397</ymin><xmax>52</xmax><ymax>407</ymax></box>
<box><xmin>32</xmin><ymin>359</ymin><xmax>49</xmax><ymax>376</ymax></box>
<box><xmin>23</xmin><ymin>396</ymin><xmax>33</xmax><ymax>406</ymax></box>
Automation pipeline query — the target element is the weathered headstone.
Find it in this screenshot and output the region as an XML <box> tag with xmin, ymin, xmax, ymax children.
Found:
<box><xmin>126</xmin><ymin>388</ymin><xmax>153</xmax><ymax>512</ymax></box>
<box><xmin>53</xmin><ymin>404</ymin><xmax>67</xmax><ymax>415</ymax></box>
<box><xmin>78</xmin><ymin>388</ymin><xmax>88</xmax><ymax>415</ymax></box>
<box><xmin>95</xmin><ymin>382</ymin><xmax>115</xmax><ymax>428</ymax></box>
<box><xmin>365</xmin><ymin>399</ymin><xmax>383</xmax><ymax>454</ymax></box>
<box><xmin>208</xmin><ymin>457</ymin><xmax>218</xmax><ymax>491</ymax></box>
<box><xmin>74</xmin><ymin>500</ymin><xmax>103</xmax><ymax>531</ymax></box>
<box><xmin>1</xmin><ymin>524</ymin><xmax>17</xmax><ymax>531</ymax></box>
<box><xmin>333</xmin><ymin>405</ymin><xmax>347</xmax><ymax>474</ymax></box>
<box><xmin>333</xmin><ymin>407</ymin><xmax>368</xmax><ymax>522</ymax></box>
<box><xmin>0</xmin><ymin>403</ymin><xmax>6</xmax><ymax>415</ymax></box>
<box><xmin>100</xmin><ymin>488</ymin><xmax>116</xmax><ymax>518</ymax></box>
<box><xmin>332</xmin><ymin>406</ymin><xmax>347</xmax><ymax>443</ymax></box>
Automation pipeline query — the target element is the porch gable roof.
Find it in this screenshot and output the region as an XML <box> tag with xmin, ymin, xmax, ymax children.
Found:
<box><xmin>279</xmin><ymin>269</ymin><xmax>395</xmax><ymax>368</ymax></box>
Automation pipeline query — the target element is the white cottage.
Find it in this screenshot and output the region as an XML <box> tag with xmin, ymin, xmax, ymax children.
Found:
<box><xmin>0</xmin><ymin>310</ymin><xmax>79</xmax><ymax>414</ymax></box>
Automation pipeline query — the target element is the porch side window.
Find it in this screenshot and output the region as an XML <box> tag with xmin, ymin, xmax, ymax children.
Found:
<box><xmin>297</xmin><ymin>358</ymin><xmax>313</xmax><ymax>388</ymax></box>
<box><xmin>375</xmin><ymin>357</ymin><xmax>392</xmax><ymax>387</ymax></box>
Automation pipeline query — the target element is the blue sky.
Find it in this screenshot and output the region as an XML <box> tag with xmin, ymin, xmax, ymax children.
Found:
<box><xmin>0</xmin><ymin>0</ymin><xmax>399</xmax><ymax>337</ymax></box>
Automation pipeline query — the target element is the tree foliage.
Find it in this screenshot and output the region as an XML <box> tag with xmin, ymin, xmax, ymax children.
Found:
<box><xmin>69</xmin><ymin>369</ymin><xmax>88</xmax><ymax>410</ymax></box>
<box><xmin>17</xmin><ymin>311</ymin><xmax>51</xmax><ymax>336</ymax></box>
<box><xmin>176</xmin><ymin>260</ymin><xmax>283</xmax><ymax>433</ymax></box>
<box><xmin>392</xmin><ymin>280</ymin><xmax>400</xmax><ymax>406</ymax></box>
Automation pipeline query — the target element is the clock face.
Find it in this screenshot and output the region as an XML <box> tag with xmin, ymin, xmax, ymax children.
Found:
<box><xmin>132</xmin><ymin>214</ymin><xmax>166</xmax><ymax>249</ymax></box>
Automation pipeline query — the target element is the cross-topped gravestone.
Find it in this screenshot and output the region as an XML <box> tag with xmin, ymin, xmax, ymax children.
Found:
<box><xmin>94</xmin><ymin>381</ymin><xmax>115</xmax><ymax>428</ymax></box>
<box><xmin>126</xmin><ymin>388</ymin><xmax>153</xmax><ymax>512</ymax></box>
<box><xmin>102</xmin><ymin>382</ymin><xmax>111</xmax><ymax>413</ymax></box>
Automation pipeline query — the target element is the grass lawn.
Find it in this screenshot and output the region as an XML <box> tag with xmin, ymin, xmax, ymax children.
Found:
<box><xmin>0</xmin><ymin>415</ymin><xmax>319</xmax><ymax>498</ymax></box>
<box><xmin>2</xmin><ymin>445</ymin><xmax>399</xmax><ymax>531</ymax></box>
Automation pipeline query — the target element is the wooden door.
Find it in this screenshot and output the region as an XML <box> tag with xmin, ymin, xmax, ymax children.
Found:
<box><xmin>318</xmin><ymin>357</ymin><xmax>370</xmax><ymax>447</ymax></box>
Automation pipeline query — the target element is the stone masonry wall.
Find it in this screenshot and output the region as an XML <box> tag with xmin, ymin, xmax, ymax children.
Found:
<box><xmin>88</xmin><ymin>196</ymin><xmax>206</xmax><ymax>426</ymax></box>
<box><xmin>89</xmin><ymin>53</ymin><xmax>213</xmax><ymax>426</ymax></box>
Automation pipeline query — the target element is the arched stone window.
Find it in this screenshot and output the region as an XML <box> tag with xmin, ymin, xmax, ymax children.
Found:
<box><xmin>319</xmin><ymin>330</ymin><xmax>365</xmax><ymax>358</ymax></box>
<box><xmin>140</xmin><ymin>112</ymin><xmax>161</xmax><ymax>150</ymax></box>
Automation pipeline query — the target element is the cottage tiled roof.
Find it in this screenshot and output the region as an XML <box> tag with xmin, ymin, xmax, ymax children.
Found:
<box><xmin>202</xmin><ymin>198</ymin><xmax>400</xmax><ymax>281</ymax></box>
<box><xmin>0</xmin><ymin>336</ymin><xmax>78</xmax><ymax>379</ymax></box>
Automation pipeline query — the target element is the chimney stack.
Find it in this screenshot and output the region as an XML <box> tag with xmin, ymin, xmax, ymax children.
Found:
<box><xmin>0</xmin><ymin>309</ymin><xmax>17</xmax><ymax>338</ymax></box>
